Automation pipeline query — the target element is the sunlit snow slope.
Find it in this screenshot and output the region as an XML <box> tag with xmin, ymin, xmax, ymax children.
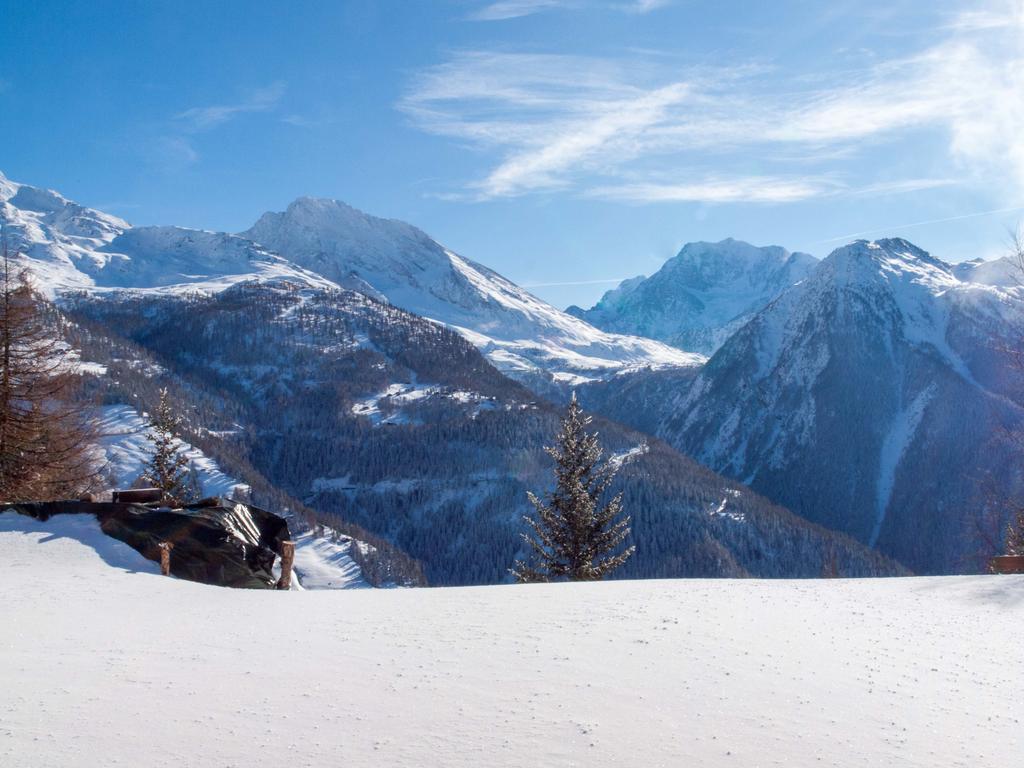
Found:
<box><xmin>2</xmin><ymin>512</ymin><xmax>1020</xmax><ymax>768</ymax></box>
<box><xmin>0</xmin><ymin>172</ymin><xmax>335</xmax><ymax>296</ymax></box>
<box><xmin>0</xmin><ymin>171</ymin><xmax>697</xmax><ymax>386</ymax></box>
<box><xmin>243</xmin><ymin>196</ymin><xmax>702</xmax><ymax>385</ymax></box>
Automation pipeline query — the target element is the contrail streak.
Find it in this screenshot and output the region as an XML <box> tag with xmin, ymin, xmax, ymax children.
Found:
<box><xmin>814</xmin><ymin>205</ymin><xmax>1024</xmax><ymax>245</ymax></box>
<box><xmin>520</xmin><ymin>277</ymin><xmax>628</xmax><ymax>288</ymax></box>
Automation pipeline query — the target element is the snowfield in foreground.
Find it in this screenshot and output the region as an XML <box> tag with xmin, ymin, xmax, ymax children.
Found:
<box><xmin>2</xmin><ymin>513</ymin><xmax>1021</xmax><ymax>768</ymax></box>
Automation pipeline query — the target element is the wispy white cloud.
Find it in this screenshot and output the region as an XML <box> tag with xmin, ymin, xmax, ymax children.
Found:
<box><xmin>844</xmin><ymin>178</ymin><xmax>959</xmax><ymax>197</ymax></box>
<box><xmin>468</xmin><ymin>0</ymin><xmax>577</xmax><ymax>20</ymax></box>
<box><xmin>941</xmin><ymin>7</ymin><xmax>1019</xmax><ymax>30</ymax></box>
<box><xmin>467</xmin><ymin>0</ymin><xmax>670</xmax><ymax>21</ymax></box>
<box><xmin>176</xmin><ymin>81</ymin><xmax>286</xmax><ymax>131</ymax></box>
<box><xmin>404</xmin><ymin>1</ymin><xmax>1024</xmax><ymax>204</ymax></box>
<box><xmin>623</xmin><ymin>0</ymin><xmax>672</xmax><ymax>13</ymax></box>
<box><xmin>589</xmin><ymin>176</ymin><xmax>836</xmax><ymax>204</ymax></box>
<box><xmin>149</xmin><ymin>136</ymin><xmax>200</xmax><ymax>170</ymax></box>
<box><xmin>481</xmin><ymin>83</ymin><xmax>690</xmax><ymax>197</ymax></box>
<box><xmin>589</xmin><ymin>176</ymin><xmax>960</xmax><ymax>205</ymax></box>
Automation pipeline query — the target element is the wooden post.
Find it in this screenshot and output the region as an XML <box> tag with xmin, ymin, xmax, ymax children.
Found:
<box><xmin>277</xmin><ymin>541</ymin><xmax>295</xmax><ymax>590</ymax></box>
<box><xmin>158</xmin><ymin>542</ymin><xmax>173</xmax><ymax>576</ymax></box>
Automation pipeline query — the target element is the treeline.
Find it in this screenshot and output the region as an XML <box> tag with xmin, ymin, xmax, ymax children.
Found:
<box><xmin>66</xmin><ymin>282</ymin><xmax>904</xmax><ymax>585</ymax></box>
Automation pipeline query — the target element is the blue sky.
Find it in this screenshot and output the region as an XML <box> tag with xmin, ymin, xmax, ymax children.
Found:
<box><xmin>2</xmin><ymin>0</ymin><xmax>1023</xmax><ymax>308</ymax></box>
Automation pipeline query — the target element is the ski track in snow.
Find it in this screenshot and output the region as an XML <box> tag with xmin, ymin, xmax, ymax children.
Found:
<box><xmin>2</xmin><ymin>512</ymin><xmax>1022</xmax><ymax>768</ymax></box>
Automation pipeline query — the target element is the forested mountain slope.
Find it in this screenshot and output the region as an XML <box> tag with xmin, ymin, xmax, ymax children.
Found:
<box><xmin>66</xmin><ymin>283</ymin><xmax>901</xmax><ymax>584</ymax></box>
<box><xmin>646</xmin><ymin>239</ymin><xmax>1024</xmax><ymax>573</ymax></box>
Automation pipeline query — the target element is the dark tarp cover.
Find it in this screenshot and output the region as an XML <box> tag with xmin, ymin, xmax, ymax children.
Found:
<box><xmin>9</xmin><ymin>498</ymin><xmax>291</xmax><ymax>589</ymax></box>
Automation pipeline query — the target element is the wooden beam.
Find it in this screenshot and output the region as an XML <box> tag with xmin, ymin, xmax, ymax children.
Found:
<box><xmin>276</xmin><ymin>541</ymin><xmax>295</xmax><ymax>590</ymax></box>
<box><xmin>158</xmin><ymin>542</ymin><xmax>173</xmax><ymax>576</ymax></box>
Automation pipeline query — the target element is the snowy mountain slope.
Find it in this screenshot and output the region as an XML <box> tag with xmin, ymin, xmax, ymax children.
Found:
<box><xmin>953</xmin><ymin>254</ymin><xmax>1023</xmax><ymax>286</ymax></box>
<box><xmin>656</xmin><ymin>238</ymin><xmax>1024</xmax><ymax>573</ymax></box>
<box><xmin>66</xmin><ymin>282</ymin><xmax>900</xmax><ymax>585</ymax></box>
<box><xmin>569</xmin><ymin>238</ymin><xmax>818</xmax><ymax>354</ymax></box>
<box><xmin>0</xmin><ymin>172</ymin><xmax>335</xmax><ymax>296</ymax></box>
<box><xmin>3</xmin><ymin>514</ymin><xmax>1020</xmax><ymax>768</ymax></box>
<box><xmin>242</xmin><ymin>196</ymin><xmax>702</xmax><ymax>386</ymax></box>
<box><xmin>2</xmin><ymin>171</ymin><xmax>697</xmax><ymax>386</ymax></box>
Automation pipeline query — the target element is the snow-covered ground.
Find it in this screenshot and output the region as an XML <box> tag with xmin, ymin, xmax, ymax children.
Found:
<box><xmin>2</xmin><ymin>511</ymin><xmax>1021</xmax><ymax>768</ymax></box>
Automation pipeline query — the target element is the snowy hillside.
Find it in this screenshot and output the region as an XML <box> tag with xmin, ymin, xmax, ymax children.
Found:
<box><xmin>569</xmin><ymin>238</ymin><xmax>817</xmax><ymax>354</ymax></box>
<box><xmin>88</xmin><ymin>403</ymin><xmax>370</xmax><ymax>589</ymax></box>
<box><xmin>656</xmin><ymin>238</ymin><xmax>1024</xmax><ymax>573</ymax></box>
<box><xmin>95</xmin><ymin>404</ymin><xmax>250</xmax><ymax>499</ymax></box>
<box><xmin>243</xmin><ymin>196</ymin><xmax>702</xmax><ymax>386</ymax></box>
<box><xmin>2</xmin><ymin>511</ymin><xmax>1020</xmax><ymax>768</ymax></box>
<box><xmin>0</xmin><ymin>172</ymin><xmax>334</xmax><ymax>296</ymax></box>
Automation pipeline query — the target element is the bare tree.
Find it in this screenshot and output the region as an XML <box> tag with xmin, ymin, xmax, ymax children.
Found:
<box><xmin>513</xmin><ymin>394</ymin><xmax>635</xmax><ymax>582</ymax></box>
<box><xmin>0</xmin><ymin>230</ymin><xmax>100</xmax><ymax>501</ymax></box>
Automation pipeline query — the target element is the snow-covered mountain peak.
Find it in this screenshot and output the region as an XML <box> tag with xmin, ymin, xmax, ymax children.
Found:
<box><xmin>0</xmin><ymin>172</ymin><xmax>336</xmax><ymax>297</ymax></box>
<box><xmin>953</xmin><ymin>255</ymin><xmax>1023</xmax><ymax>287</ymax></box>
<box><xmin>823</xmin><ymin>238</ymin><xmax>958</xmax><ymax>297</ymax></box>
<box><xmin>0</xmin><ymin>170</ymin><xmax>20</xmax><ymax>201</ymax></box>
<box><xmin>243</xmin><ymin>197</ymin><xmax>700</xmax><ymax>386</ymax></box>
<box><xmin>4</xmin><ymin>174</ymin><xmax>695</xmax><ymax>387</ymax></box>
<box><xmin>1</xmin><ymin>174</ymin><xmax>129</xmax><ymax>240</ymax></box>
<box><xmin>244</xmin><ymin>196</ymin><xmax>448</xmax><ymax>277</ymax></box>
<box><xmin>657</xmin><ymin>233</ymin><xmax>1024</xmax><ymax>573</ymax></box>
<box><xmin>89</xmin><ymin>225</ymin><xmax>339</xmax><ymax>293</ymax></box>
<box><xmin>572</xmin><ymin>238</ymin><xmax>819</xmax><ymax>355</ymax></box>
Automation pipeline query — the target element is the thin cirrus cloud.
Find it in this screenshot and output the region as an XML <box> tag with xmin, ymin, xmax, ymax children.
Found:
<box><xmin>589</xmin><ymin>177</ymin><xmax>838</xmax><ymax>204</ymax></box>
<box><xmin>468</xmin><ymin>0</ymin><xmax>575</xmax><ymax>20</ymax></box>
<box><xmin>467</xmin><ymin>0</ymin><xmax>669</xmax><ymax>21</ymax></box>
<box><xmin>175</xmin><ymin>81</ymin><xmax>286</xmax><ymax>131</ymax></box>
<box><xmin>403</xmin><ymin>2</ymin><xmax>1024</xmax><ymax>204</ymax></box>
<box><xmin>150</xmin><ymin>81</ymin><xmax>286</xmax><ymax>170</ymax></box>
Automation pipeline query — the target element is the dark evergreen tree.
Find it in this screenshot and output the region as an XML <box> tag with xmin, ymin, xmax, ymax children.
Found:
<box><xmin>142</xmin><ymin>388</ymin><xmax>196</xmax><ymax>505</ymax></box>
<box><xmin>513</xmin><ymin>393</ymin><xmax>635</xmax><ymax>582</ymax></box>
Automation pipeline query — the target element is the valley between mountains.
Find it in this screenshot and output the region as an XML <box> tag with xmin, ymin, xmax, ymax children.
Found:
<box><xmin>3</xmin><ymin>169</ymin><xmax>1020</xmax><ymax>583</ymax></box>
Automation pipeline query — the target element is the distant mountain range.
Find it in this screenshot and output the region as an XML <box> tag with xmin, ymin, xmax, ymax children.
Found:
<box><xmin>5</xmin><ymin>169</ymin><xmax>1019</xmax><ymax>577</ymax></box>
<box><xmin>588</xmin><ymin>238</ymin><xmax>1024</xmax><ymax>573</ymax></box>
<box><xmin>1</xmin><ymin>170</ymin><xmax>896</xmax><ymax>583</ymax></box>
<box><xmin>0</xmin><ymin>172</ymin><xmax>699</xmax><ymax>393</ymax></box>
